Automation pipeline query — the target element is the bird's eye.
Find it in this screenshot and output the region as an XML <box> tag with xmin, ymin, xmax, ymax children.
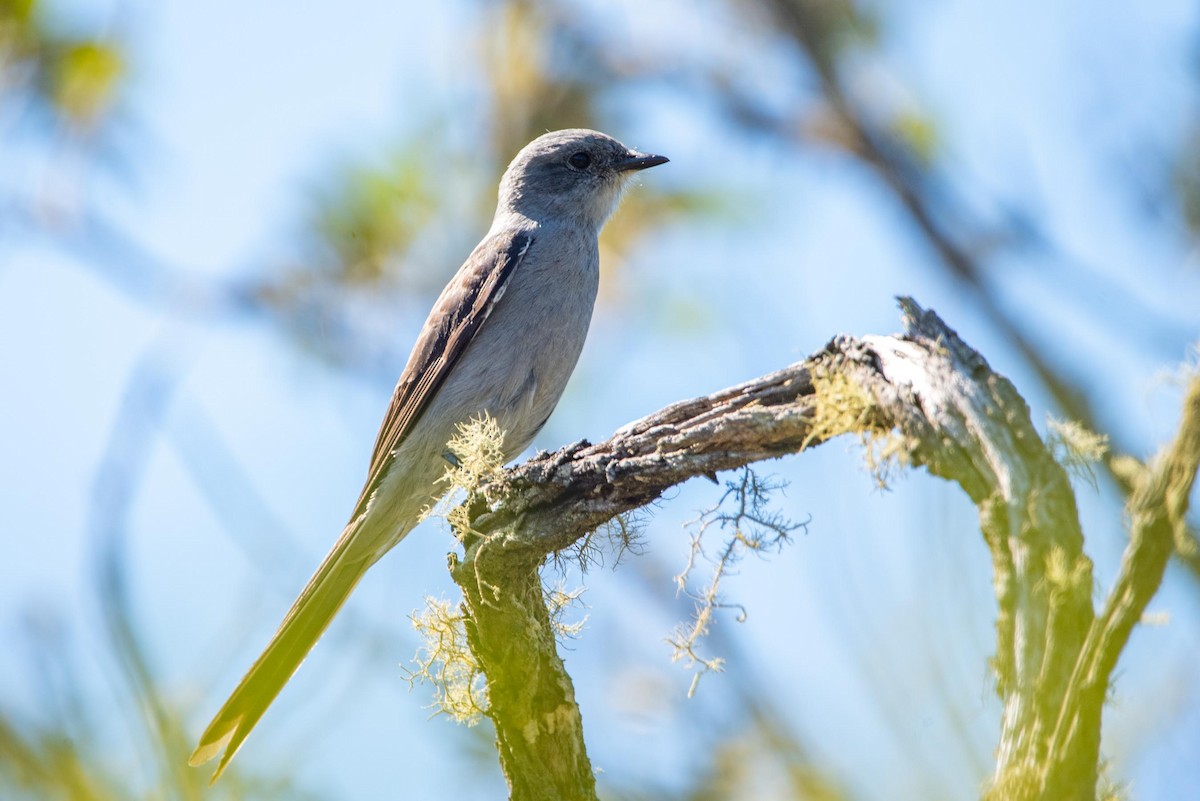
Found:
<box><xmin>567</xmin><ymin>151</ymin><xmax>592</xmax><ymax>170</ymax></box>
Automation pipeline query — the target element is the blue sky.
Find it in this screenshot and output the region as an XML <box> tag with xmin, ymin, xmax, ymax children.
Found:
<box><xmin>3</xmin><ymin>0</ymin><xmax>1199</xmax><ymax>798</ymax></box>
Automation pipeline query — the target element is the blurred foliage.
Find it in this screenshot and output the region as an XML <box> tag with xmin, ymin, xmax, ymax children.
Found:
<box><xmin>2</xmin><ymin>0</ymin><xmax>1199</xmax><ymax>798</ymax></box>
<box><xmin>762</xmin><ymin>0</ymin><xmax>880</xmax><ymax>77</ymax></box>
<box><xmin>0</xmin><ymin>0</ymin><xmax>38</xmax><ymax>58</ymax></box>
<box><xmin>301</xmin><ymin>149</ymin><xmax>441</xmax><ymax>288</ymax></box>
<box><xmin>44</xmin><ymin>38</ymin><xmax>123</xmax><ymax>128</ymax></box>
<box><xmin>605</xmin><ymin>711</ymin><xmax>852</xmax><ymax>801</ymax></box>
<box><xmin>1173</xmin><ymin>125</ymin><xmax>1200</xmax><ymax>238</ymax></box>
<box><xmin>887</xmin><ymin>109</ymin><xmax>938</xmax><ymax>168</ymax></box>
<box><xmin>483</xmin><ymin>0</ymin><xmax>599</xmax><ymax>159</ymax></box>
<box><xmin>0</xmin><ymin>614</ymin><xmax>321</xmax><ymax>801</ymax></box>
<box><xmin>0</xmin><ymin>0</ymin><xmax>124</xmax><ymax>131</ymax></box>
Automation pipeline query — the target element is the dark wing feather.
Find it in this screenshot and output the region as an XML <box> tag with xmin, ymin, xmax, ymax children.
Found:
<box><xmin>352</xmin><ymin>230</ymin><xmax>533</xmax><ymax>517</ymax></box>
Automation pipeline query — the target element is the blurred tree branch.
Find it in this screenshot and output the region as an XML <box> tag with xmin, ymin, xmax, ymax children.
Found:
<box><xmin>447</xmin><ymin>298</ymin><xmax>1196</xmax><ymax>801</ymax></box>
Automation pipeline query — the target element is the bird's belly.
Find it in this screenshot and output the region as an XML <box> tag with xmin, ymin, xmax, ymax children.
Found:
<box><xmin>439</xmin><ymin>314</ymin><xmax>587</xmax><ymax>454</ymax></box>
<box><xmin>432</xmin><ymin>264</ymin><xmax>596</xmax><ymax>456</ymax></box>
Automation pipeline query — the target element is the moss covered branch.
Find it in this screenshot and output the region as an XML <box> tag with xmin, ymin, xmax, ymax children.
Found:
<box><xmin>440</xmin><ymin>297</ymin><xmax>1197</xmax><ymax>801</ymax></box>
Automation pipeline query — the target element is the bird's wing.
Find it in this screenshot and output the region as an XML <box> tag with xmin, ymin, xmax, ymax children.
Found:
<box><xmin>352</xmin><ymin>228</ymin><xmax>534</xmax><ymax>517</ymax></box>
<box><xmin>187</xmin><ymin>230</ymin><xmax>534</xmax><ymax>783</ymax></box>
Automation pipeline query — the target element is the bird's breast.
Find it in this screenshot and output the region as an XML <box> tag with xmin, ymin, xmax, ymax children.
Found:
<box><xmin>432</xmin><ymin>228</ymin><xmax>600</xmax><ymax>457</ymax></box>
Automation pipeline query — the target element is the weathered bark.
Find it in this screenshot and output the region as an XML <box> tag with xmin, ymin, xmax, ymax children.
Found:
<box><xmin>452</xmin><ymin>540</ymin><xmax>596</xmax><ymax>801</ymax></box>
<box><xmin>446</xmin><ymin>297</ymin><xmax>1200</xmax><ymax>801</ymax></box>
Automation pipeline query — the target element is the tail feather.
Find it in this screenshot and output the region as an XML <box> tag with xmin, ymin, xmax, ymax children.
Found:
<box><xmin>189</xmin><ymin>518</ymin><xmax>373</xmax><ymax>782</ymax></box>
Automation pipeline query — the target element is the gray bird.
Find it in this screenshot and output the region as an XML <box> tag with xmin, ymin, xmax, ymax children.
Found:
<box><xmin>189</xmin><ymin>129</ymin><xmax>667</xmax><ymax>780</ymax></box>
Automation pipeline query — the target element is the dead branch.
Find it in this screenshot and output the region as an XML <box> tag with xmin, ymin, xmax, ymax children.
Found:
<box><xmin>446</xmin><ymin>297</ymin><xmax>1198</xmax><ymax>801</ymax></box>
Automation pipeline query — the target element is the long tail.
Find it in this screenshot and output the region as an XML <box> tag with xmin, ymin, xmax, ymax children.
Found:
<box><xmin>189</xmin><ymin>516</ymin><xmax>376</xmax><ymax>782</ymax></box>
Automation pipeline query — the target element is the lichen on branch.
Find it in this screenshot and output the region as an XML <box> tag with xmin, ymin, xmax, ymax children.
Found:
<box><xmin>670</xmin><ymin>467</ymin><xmax>807</xmax><ymax>697</ymax></box>
<box><xmin>430</xmin><ymin>298</ymin><xmax>1197</xmax><ymax>801</ymax></box>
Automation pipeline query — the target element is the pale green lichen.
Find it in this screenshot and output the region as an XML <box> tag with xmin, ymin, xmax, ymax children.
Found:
<box><xmin>426</xmin><ymin>414</ymin><xmax>508</xmax><ymax>537</ymax></box>
<box><xmin>982</xmin><ymin>764</ymin><xmax>1039</xmax><ymax>801</ymax></box>
<box><xmin>406</xmin><ymin>596</ymin><xmax>487</xmax><ymax>725</ymax></box>
<box><xmin>407</xmin><ymin>416</ymin><xmax>509</xmax><ymax>724</ymax></box>
<box><xmin>1044</xmin><ymin>546</ymin><xmax>1091</xmax><ymax>599</ymax></box>
<box><xmin>670</xmin><ymin>468</ymin><xmax>805</xmax><ymax>696</ymax></box>
<box><xmin>1046</xmin><ymin>415</ymin><xmax>1109</xmax><ymax>490</ymax></box>
<box><xmin>544</xmin><ymin>581</ymin><xmax>588</xmax><ymax>640</ymax></box>
<box><xmin>808</xmin><ymin>369</ymin><xmax>910</xmax><ymax>489</ymax></box>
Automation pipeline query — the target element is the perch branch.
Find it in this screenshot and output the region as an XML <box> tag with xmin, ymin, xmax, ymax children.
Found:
<box><xmin>447</xmin><ymin>297</ymin><xmax>1176</xmax><ymax>801</ymax></box>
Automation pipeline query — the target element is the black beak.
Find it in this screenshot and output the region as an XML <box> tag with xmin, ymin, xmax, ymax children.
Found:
<box><xmin>615</xmin><ymin>151</ymin><xmax>669</xmax><ymax>171</ymax></box>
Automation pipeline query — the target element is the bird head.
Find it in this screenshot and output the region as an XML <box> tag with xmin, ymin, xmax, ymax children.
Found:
<box><xmin>497</xmin><ymin>129</ymin><xmax>668</xmax><ymax>230</ymax></box>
